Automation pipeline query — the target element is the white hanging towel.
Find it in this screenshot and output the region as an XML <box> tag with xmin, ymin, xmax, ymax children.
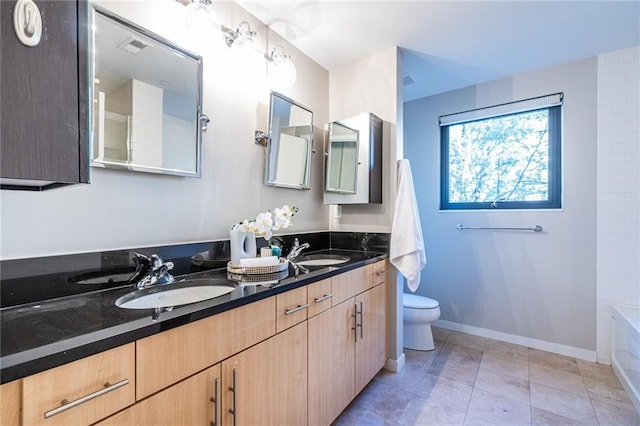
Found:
<box><xmin>390</xmin><ymin>159</ymin><xmax>426</xmax><ymax>292</ymax></box>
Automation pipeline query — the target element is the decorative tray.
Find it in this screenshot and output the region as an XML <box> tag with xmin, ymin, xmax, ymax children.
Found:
<box><xmin>227</xmin><ymin>269</ymin><xmax>289</xmax><ymax>286</ymax></box>
<box><xmin>226</xmin><ymin>257</ymin><xmax>289</xmax><ymax>275</ymax></box>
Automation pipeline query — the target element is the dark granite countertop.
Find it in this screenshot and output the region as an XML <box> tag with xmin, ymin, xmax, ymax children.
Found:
<box><xmin>0</xmin><ymin>248</ymin><xmax>387</xmax><ymax>384</ymax></box>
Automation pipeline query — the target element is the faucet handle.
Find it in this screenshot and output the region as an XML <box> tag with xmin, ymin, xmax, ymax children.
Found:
<box><xmin>132</xmin><ymin>252</ymin><xmax>151</xmax><ymax>266</ymax></box>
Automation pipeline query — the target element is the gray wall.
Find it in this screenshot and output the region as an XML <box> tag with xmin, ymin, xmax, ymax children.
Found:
<box><xmin>404</xmin><ymin>58</ymin><xmax>598</xmax><ymax>352</ymax></box>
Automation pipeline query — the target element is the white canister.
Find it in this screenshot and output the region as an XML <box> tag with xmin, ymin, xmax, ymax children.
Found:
<box><xmin>230</xmin><ymin>228</ymin><xmax>257</xmax><ymax>265</ymax></box>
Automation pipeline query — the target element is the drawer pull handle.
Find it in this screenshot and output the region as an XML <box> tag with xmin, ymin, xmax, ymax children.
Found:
<box><xmin>314</xmin><ymin>293</ymin><xmax>334</xmax><ymax>303</ymax></box>
<box><xmin>376</xmin><ymin>270</ymin><xmax>387</xmax><ymax>276</ymax></box>
<box><xmin>44</xmin><ymin>379</ymin><xmax>129</xmax><ymax>419</ymax></box>
<box><xmin>285</xmin><ymin>303</ymin><xmax>309</xmax><ymax>315</ymax></box>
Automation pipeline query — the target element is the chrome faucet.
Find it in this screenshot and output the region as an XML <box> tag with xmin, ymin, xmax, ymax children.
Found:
<box><xmin>134</xmin><ymin>253</ymin><xmax>175</xmax><ymax>289</ymax></box>
<box><xmin>287</xmin><ymin>238</ymin><xmax>310</xmax><ymax>260</ymax></box>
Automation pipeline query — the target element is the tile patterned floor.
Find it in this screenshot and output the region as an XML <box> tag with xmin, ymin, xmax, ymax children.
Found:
<box><xmin>333</xmin><ymin>327</ymin><xmax>640</xmax><ymax>426</ymax></box>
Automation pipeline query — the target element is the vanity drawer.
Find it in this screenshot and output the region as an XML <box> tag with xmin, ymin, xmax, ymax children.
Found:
<box><xmin>277</xmin><ymin>286</ymin><xmax>308</xmax><ymax>333</ymax></box>
<box><xmin>136</xmin><ymin>296</ymin><xmax>275</xmax><ymax>399</ymax></box>
<box><xmin>307</xmin><ymin>278</ymin><xmax>333</xmax><ymax>317</ymax></box>
<box><xmin>372</xmin><ymin>260</ymin><xmax>389</xmax><ymax>286</ymax></box>
<box><xmin>332</xmin><ymin>265</ymin><xmax>371</xmax><ymax>306</ymax></box>
<box><xmin>22</xmin><ymin>343</ymin><xmax>135</xmax><ymax>426</ymax></box>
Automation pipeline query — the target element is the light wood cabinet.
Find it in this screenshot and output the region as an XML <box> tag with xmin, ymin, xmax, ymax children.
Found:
<box><xmin>331</xmin><ymin>265</ymin><xmax>371</xmax><ymax>306</ymax></box>
<box><xmin>308</xmin><ymin>260</ymin><xmax>388</xmax><ymax>425</ymax></box>
<box><xmin>9</xmin><ymin>260</ymin><xmax>388</xmax><ymax>426</ymax></box>
<box><xmin>373</xmin><ymin>259</ymin><xmax>388</xmax><ymax>286</ymax></box>
<box><xmin>222</xmin><ymin>322</ymin><xmax>307</xmax><ymax>426</ymax></box>
<box><xmin>0</xmin><ymin>379</ymin><xmax>21</xmax><ymax>426</ymax></box>
<box><xmin>21</xmin><ymin>344</ymin><xmax>135</xmax><ymax>426</ymax></box>
<box><xmin>96</xmin><ymin>365</ymin><xmax>220</xmax><ymax>426</ymax></box>
<box><xmin>355</xmin><ymin>282</ymin><xmax>387</xmax><ymax>395</ymax></box>
<box><xmin>308</xmin><ymin>298</ymin><xmax>356</xmax><ymax>426</ymax></box>
<box><xmin>307</xmin><ymin>278</ymin><xmax>333</xmax><ymax>317</ymax></box>
<box><xmin>276</xmin><ymin>285</ymin><xmax>308</xmax><ymax>333</ymax></box>
<box><xmin>136</xmin><ymin>296</ymin><xmax>275</xmax><ymax>399</ymax></box>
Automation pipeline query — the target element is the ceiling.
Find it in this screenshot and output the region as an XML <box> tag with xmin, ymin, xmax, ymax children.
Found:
<box><xmin>235</xmin><ymin>0</ymin><xmax>640</xmax><ymax>101</ymax></box>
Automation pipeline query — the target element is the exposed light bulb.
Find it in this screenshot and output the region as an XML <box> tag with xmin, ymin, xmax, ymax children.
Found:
<box><xmin>268</xmin><ymin>47</ymin><xmax>297</xmax><ymax>90</ymax></box>
<box><xmin>229</xmin><ymin>22</ymin><xmax>256</xmax><ymax>52</ymax></box>
<box><xmin>185</xmin><ymin>0</ymin><xmax>223</xmax><ymax>47</ymax></box>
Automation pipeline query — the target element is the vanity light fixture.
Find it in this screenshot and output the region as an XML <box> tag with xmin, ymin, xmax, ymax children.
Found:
<box><xmin>185</xmin><ymin>0</ymin><xmax>220</xmax><ymax>31</ymax></box>
<box><xmin>267</xmin><ymin>45</ymin><xmax>297</xmax><ymax>89</ymax></box>
<box><xmin>223</xmin><ymin>21</ymin><xmax>257</xmax><ymax>51</ymax></box>
<box><xmin>178</xmin><ymin>0</ymin><xmax>224</xmax><ymax>46</ymax></box>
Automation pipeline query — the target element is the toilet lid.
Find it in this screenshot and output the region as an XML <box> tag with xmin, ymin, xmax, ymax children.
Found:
<box><xmin>403</xmin><ymin>293</ymin><xmax>439</xmax><ymax>309</ymax></box>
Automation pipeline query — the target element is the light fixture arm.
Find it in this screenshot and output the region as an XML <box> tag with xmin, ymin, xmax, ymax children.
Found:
<box><xmin>267</xmin><ymin>44</ymin><xmax>289</xmax><ymax>62</ymax></box>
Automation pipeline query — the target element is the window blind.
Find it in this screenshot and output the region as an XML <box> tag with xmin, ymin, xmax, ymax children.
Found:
<box><xmin>439</xmin><ymin>93</ymin><xmax>563</xmax><ymax>127</ymax></box>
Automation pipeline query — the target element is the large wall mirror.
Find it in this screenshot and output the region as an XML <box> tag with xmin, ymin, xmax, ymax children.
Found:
<box><xmin>90</xmin><ymin>5</ymin><xmax>205</xmax><ymax>177</ymax></box>
<box><xmin>325</xmin><ymin>122</ymin><xmax>359</xmax><ymax>194</ymax></box>
<box><xmin>264</xmin><ymin>92</ymin><xmax>313</xmax><ymax>189</ymax></box>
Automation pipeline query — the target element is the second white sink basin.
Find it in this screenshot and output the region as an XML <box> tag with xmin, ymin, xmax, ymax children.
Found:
<box><xmin>115</xmin><ymin>279</ymin><xmax>236</xmax><ymax>309</ymax></box>
<box><xmin>293</xmin><ymin>254</ymin><xmax>351</xmax><ymax>266</ymax></box>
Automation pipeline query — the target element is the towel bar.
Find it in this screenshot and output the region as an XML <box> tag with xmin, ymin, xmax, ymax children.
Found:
<box><xmin>456</xmin><ymin>224</ymin><xmax>543</xmax><ymax>232</ymax></box>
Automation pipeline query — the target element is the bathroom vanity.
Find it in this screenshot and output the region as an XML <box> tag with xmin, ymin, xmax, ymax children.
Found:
<box><xmin>0</xmin><ymin>241</ymin><xmax>388</xmax><ymax>426</ymax></box>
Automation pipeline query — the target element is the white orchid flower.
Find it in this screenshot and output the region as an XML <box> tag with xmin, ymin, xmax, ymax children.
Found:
<box><xmin>253</xmin><ymin>211</ymin><xmax>273</xmax><ymax>239</ymax></box>
<box><xmin>231</xmin><ymin>205</ymin><xmax>298</xmax><ymax>242</ymax></box>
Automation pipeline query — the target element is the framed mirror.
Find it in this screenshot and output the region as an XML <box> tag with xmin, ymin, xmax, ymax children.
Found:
<box><xmin>264</xmin><ymin>92</ymin><xmax>313</xmax><ymax>189</ymax></box>
<box><xmin>325</xmin><ymin>122</ymin><xmax>359</xmax><ymax>194</ymax></box>
<box><xmin>90</xmin><ymin>5</ymin><xmax>205</xmax><ymax>177</ymax></box>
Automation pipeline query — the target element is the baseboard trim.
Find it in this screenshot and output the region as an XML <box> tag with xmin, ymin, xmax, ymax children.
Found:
<box><xmin>434</xmin><ymin>319</ymin><xmax>597</xmax><ymax>362</ymax></box>
<box><xmin>384</xmin><ymin>353</ymin><xmax>405</xmax><ymax>373</ymax></box>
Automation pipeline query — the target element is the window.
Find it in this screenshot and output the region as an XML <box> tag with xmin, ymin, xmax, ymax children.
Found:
<box><xmin>440</xmin><ymin>93</ymin><xmax>562</xmax><ymax>210</ymax></box>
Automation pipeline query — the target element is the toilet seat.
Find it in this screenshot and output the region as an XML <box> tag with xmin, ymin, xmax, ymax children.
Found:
<box><xmin>403</xmin><ymin>293</ymin><xmax>439</xmax><ymax>309</ymax></box>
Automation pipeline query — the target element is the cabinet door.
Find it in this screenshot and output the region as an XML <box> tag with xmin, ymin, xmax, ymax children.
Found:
<box><xmin>0</xmin><ymin>0</ymin><xmax>89</xmax><ymax>187</ymax></box>
<box><xmin>96</xmin><ymin>365</ymin><xmax>220</xmax><ymax>426</ymax></box>
<box><xmin>308</xmin><ymin>299</ymin><xmax>356</xmax><ymax>426</ymax></box>
<box><xmin>355</xmin><ymin>283</ymin><xmax>387</xmax><ymax>395</ymax></box>
<box><xmin>222</xmin><ymin>322</ymin><xmax>307</xmax><ymax>426</ymax></box>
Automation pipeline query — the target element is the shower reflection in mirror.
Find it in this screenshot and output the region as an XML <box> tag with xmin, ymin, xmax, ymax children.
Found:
<box><xmin>325</xmin><ymin>122</ymin><xmax>359</xmax><ymax>194</ymax></box>
<box><xmin>264</xmin><ymin>92</ymin><xmax>313</xmax><ymax>190</ymax></box>
<box><xmin>90</xmin><ymin>5</ymin><xmax>204</xmax><ymax>177</ymax></box>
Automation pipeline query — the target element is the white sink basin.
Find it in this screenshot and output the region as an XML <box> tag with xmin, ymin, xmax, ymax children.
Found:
<box><xmin>115</xmin><ymin>279</ymin><xmax>236</xmax><ymax>309</ymax></box>
<box><xmin>293</xmin><ymin>254</ymin><xmax>350</xmax><ymax>267</ymax></box>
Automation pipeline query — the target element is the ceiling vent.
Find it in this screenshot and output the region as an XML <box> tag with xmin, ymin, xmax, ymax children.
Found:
<box><xmin>402</xmin><ymin>74</ymin><xmax>415</xmax><ymax>86</ymax></box>
<box><xmin>117</xmin><ymin>36</ymin><xmax>150</xmax><ymax>55</ymax></box>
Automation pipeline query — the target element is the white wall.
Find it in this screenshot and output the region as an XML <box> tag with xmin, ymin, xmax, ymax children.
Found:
<box><xmin>596</xmin><ymin>45</ymin><xmax>640</xmax><ymax>364</ymax></box>
<box><xmin>404</xmin><ymin>58</ymin><xmax>598</xmax><ymax>357</ymax></box>
<box><xmin>328</xmin><ymin>47</ymin><xmax>405</xmax><ymax>369</ymax></box>
<box><xmin>0</xmin><ymin>1</ymin><xmax>330</xmax><ymax>260</ymax></box>
<box><xmin>329</xmin><ymin>47</ymin><xmax>399</xmax><ymax>234</ymax></box>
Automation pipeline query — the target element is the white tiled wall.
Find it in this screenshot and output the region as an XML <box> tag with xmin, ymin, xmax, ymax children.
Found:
<box><xmin>596</xmin><ymin>45</ymin><xmax>640</xmax><ymax>364</ymax></box>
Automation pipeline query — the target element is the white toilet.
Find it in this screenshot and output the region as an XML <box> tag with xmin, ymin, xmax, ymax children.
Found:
<box><xmin>403</xmin><ymin>293</ymin><xmax>441</xmax><ymax>351</ymax></box>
